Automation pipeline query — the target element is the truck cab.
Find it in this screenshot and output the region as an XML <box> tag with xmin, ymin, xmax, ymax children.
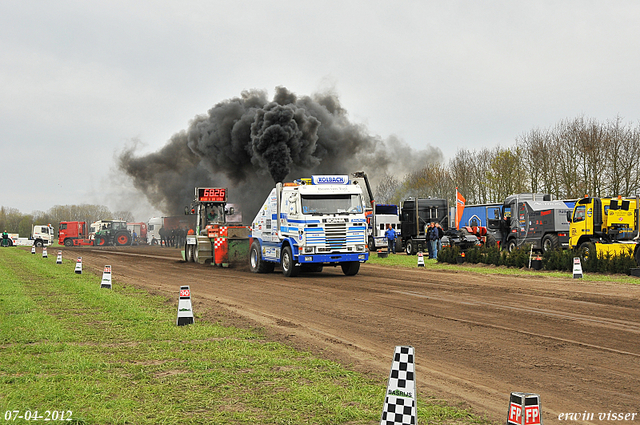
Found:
<box><xmin>568</xmin><ymin>196</ymin><xmax>640</xmax><ymax>263</ymax></box>
<box><xmin>32</xmin><ymin>224</ymin><xmax>54</xmax><ymax>247</ymax></box>
<box><xmin>488</xmin><ymin>193</ymin><xmax>570</xmax><ymax>252</ymax></box>
<box><xmin>250</xmin><ymin>175</ymin><xmax>369</xmax><ymax>276</ymax></box>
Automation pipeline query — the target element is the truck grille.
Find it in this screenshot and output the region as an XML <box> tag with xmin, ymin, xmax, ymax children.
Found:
<box><xmin>324</xmin><ymin>223</ymin><xmax>347</xmax><ymax>249</ymax></box>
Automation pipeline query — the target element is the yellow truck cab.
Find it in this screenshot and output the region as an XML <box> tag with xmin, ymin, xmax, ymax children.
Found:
<box><xmin>568</xmin><ymin>196</ymin><xmax>640</xmax><ymax>264</ymax></box>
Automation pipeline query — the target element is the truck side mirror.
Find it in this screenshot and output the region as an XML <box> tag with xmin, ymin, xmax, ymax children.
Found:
<box><xmin>566</xmin><ymin>211</ymin><xmax>572</xmax><ymax>223</ymax></box>
<box><xmin>228</xmin><ymin>207</ymin><xmax>235</xmax><ymax>215</ymax></box>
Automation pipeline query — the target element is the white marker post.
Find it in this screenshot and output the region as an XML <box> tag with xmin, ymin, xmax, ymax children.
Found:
<box><xmin>74</xmin><ymin>257</ymin><xmax>83</xmax><ymax>274</ymax></box>
<box><xmin>100</xmin><ymin>265</ymin><xmax>112</xmax><ymax>289</ymax></box>
<box><xmin>42</xmin><ymin>247</ymin><xmax>48</xmax><ymax>258</ymax></box>
<box><xmin>176</xmin><ymin>285</ymin><xmax>194</xmax><ymax>326</ymax></box>
<box><xmin>56</xmin><ymin>251</ymin><xmax>63</xmax><ymax>264</ymax></box>
<box><xmin>572</xmin><ymin>257</ymin><xmax>583</xmax><ymax>279</ymax></box>
<box><xmin>417</xmin><ymin>252</ymin><xmax>424</xmax><ymax>267</ymax></box>
<box><xmin>507</xmin><ymin>392</ymin><xmax>542</xmax><ymax>425</ymax></box>
<box><xmin>380</xmin><ymin>346</ymin><xmax>416</xmax><ymax>425</ymax></box>
<box><xmin>31</xmin><ymin>245</ymin><xmax>36</xmax><ymax>254</ymax></box>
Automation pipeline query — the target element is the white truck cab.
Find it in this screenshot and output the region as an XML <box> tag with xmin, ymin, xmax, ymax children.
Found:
<box><xmin>32</xmin><ymin>224</ymin><xmax>55</xmax><ymax>247</ymax></box>
<box><xmin>250</xmin><ymin>175</ymin><xmax>369</xmax><ymax>277</ymax></box>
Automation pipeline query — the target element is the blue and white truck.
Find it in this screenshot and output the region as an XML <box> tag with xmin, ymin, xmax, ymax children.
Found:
<box><xmin>249</xmin><ymin>175</ymin><xmax>369</xmax><ymax>277</ymax></box>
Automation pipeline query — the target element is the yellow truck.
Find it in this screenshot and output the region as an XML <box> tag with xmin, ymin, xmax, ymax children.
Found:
<box><xmin>567</xmin><ymin>196</ymin><xmax>640</xmax><ymax>264</ymax></box>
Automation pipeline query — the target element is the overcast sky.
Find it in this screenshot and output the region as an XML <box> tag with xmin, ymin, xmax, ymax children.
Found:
<box><xmin>2</xmin><ymin>1</ymin><xmax>639</xmax><ymax>220</ymax></box>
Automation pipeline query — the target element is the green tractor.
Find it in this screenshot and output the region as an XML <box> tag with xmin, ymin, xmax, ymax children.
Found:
<box><xmin>93</xmin><ymin>220</ymin><xmax>132</xmax><ymax>246</ymax></box>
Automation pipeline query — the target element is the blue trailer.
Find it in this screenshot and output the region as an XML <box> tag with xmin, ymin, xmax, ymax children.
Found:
<box><xmin>457</xmin><ymin>203</ymin><xmax>502</xmax><ymax>229</ymax></box>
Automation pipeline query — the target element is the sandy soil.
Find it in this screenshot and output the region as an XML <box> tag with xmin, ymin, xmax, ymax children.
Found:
<box><xmin>53</xmin><ymin>245</ymin><xmax>640</xmax><ymax>424</ymax></box>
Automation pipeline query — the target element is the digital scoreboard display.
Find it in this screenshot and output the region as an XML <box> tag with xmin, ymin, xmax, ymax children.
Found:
<box><xmin>197</xmin><ymin>188</ymin><xmax>227</xmax><ymax>202</ymax></box>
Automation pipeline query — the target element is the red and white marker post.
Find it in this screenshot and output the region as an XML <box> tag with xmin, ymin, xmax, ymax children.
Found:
<box><xmin>100</xmin><ymin>265</ymin><xmax>112</xmax><ymax>289</ymax></box>
<box><xmin>74</xmin><ymin>257</ymin><xmax>83</xmax><ymax>274</ymax></box>
<box><xmin>177</xmin><ymin>286</ymin><xmax>194</xmax><ymax>326</ymax></box>
<box><xmin>507</xmin><ymin>392</ymin><xmax>542</xmax><ymax>425</ymax></box>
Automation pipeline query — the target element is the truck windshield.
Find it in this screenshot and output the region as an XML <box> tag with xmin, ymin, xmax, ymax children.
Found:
<box><xmin>301</xmin><ymin>194</ymin><xmax>363</xmax><ymax>215</ymax></box>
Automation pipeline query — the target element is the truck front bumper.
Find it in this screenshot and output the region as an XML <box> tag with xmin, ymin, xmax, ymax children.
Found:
<box><xmin>297</xmin><ymin>252</ymin><xmax>369</xmax><ymax>263</ymax></box>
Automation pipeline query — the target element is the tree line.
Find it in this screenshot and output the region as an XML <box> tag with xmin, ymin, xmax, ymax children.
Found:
<box><xmin>375</xmin><ymin>115</ymin><xmax>640</xmax><ymax>207</ymax></box>
<box><xmin>0</xmin><ymin>205</ymin><xmax>135</xmax><ymax>236</ymax></box>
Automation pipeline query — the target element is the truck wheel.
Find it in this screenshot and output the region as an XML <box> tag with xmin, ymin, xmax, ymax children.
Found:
<box><xmin>341</xmin><ymin>261</ymin><xmax>360</xmax><ymax>276</ymax></box>
<box><xmin>35</xmin><ymin>240</ymin><xmax>43</xmax><ymax>248</ymax></box>
<box><xmin>541</xmin><ymin>234</ymin><xmax>559</xmax><ymax>253</ymax></box>
<box><xmin>250</xmin><ymin>240</ymin><xmax>274</xmax><ymax>273</ymax></box>
<box><xmin>368</xmin><ymin>236</ymin><xmax>376</xmax><ymax>252</ymax></box>
<box><xmin>64</xmin><ymin>238</ymin><xmax>73</xmax><ymax>247</ymax></box>
<box><xmin>579</xmin><ymin>242</ymin><xmax>596</xmax><ymax>261</ymax></box>
<box><xmin>115</xmin><ymin>232</ymin><xmax>131</xmax><ymax>246</ymax></box>
<box><xmin>185</xmin><ymin>243</ymin><xmax>194</xmax><ymax>262</ymax></box>
<box><xmin>405</xmin><ymin>240</ymin><xmax>416</xmax><ymax>255</ymax></box>
<box><xmin>281</xmin><ymin>246</ymin><xmax>300</xmax><ymax>277</ymax></box>
<box><xmin>506</xmin><ymin>239</ymin><xmax>517</xmax><ymax>252</ymax></box>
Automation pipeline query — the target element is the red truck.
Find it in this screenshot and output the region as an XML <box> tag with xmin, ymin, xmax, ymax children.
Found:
<box><xmin>58</xmin><ymin>221</ymin><xmax>94</xmax><ymax>246</ymax></box>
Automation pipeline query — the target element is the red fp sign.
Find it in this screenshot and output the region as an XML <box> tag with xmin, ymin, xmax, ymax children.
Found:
<box><xmin>508</xmin><ymin>402</ymin><xmax>522</xmax><ymax>425</ymax></box>
<box><xmin>525</xmin><ymin>406</ymin><xmax>541</xmax><ymax>425</ymax></box>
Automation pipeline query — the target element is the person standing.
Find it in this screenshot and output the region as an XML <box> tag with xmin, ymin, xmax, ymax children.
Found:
<box><xmin>424</xmin><ymin>222</ymin><xmax>432</xmax><ymax>258</ymax></box>
<box><xmin>428</xmin><ymin>222</ymin><xmax>439</xmax><ymax>259</ymax></box>
<box><xmin>385</xmin><ymin>224</ymin><xmax>397</xmax><ymax>254</ymax></box>
<box><xmin>159</xmin><ymin>227</ymin><xmax>167</xmax><ymax>247</ymax></box>
<box><xmin>435</xmin><ymin>223</ymin><xmax>444</xmax><ymax>254</ymax></box>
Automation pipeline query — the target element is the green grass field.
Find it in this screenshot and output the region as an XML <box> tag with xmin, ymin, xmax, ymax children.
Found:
<box><xmin>0</xmin><ymin>248</ymin><xmax>491</xmax><ymax>425</ymax></box>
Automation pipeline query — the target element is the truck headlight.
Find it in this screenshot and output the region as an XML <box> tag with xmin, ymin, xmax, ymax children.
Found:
<box><xmin>305</xmin><ymin>256</ymin><xmax>313</xmax><ymax>262</ymax></box>
<box><xmin>356</xmin><ymin>244</ymin><xmax>365</xmax><ymax>251</ymax></box>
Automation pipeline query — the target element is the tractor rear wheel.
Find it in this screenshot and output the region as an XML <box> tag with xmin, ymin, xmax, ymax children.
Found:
<box><xmin>115</xmin><ymin>232</ymin><xmax>131</xmax><ymax>246</ymax></box>
<box><xmin>484</xmin><ymin>233</ymin><xmax>497</xmax><ymax>248</ymax></box>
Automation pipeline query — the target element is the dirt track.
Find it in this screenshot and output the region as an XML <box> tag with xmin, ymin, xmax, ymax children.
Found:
<box><xmin>56</xmin><ymin>245</ymin><xmax>640</xmax><ymax>424</ymax></box>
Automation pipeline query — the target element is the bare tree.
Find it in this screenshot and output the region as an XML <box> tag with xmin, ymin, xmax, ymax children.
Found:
<box><xmin>374</xmin><ymin>173</ymin><xmax>400</xmax><ymax>204</ymax></box>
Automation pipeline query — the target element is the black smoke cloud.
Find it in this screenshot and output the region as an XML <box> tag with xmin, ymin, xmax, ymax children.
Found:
<box><xmin>118</xmin><ymin>86</ymin><xmax>443</xmax><ymax>219</ymax></box>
